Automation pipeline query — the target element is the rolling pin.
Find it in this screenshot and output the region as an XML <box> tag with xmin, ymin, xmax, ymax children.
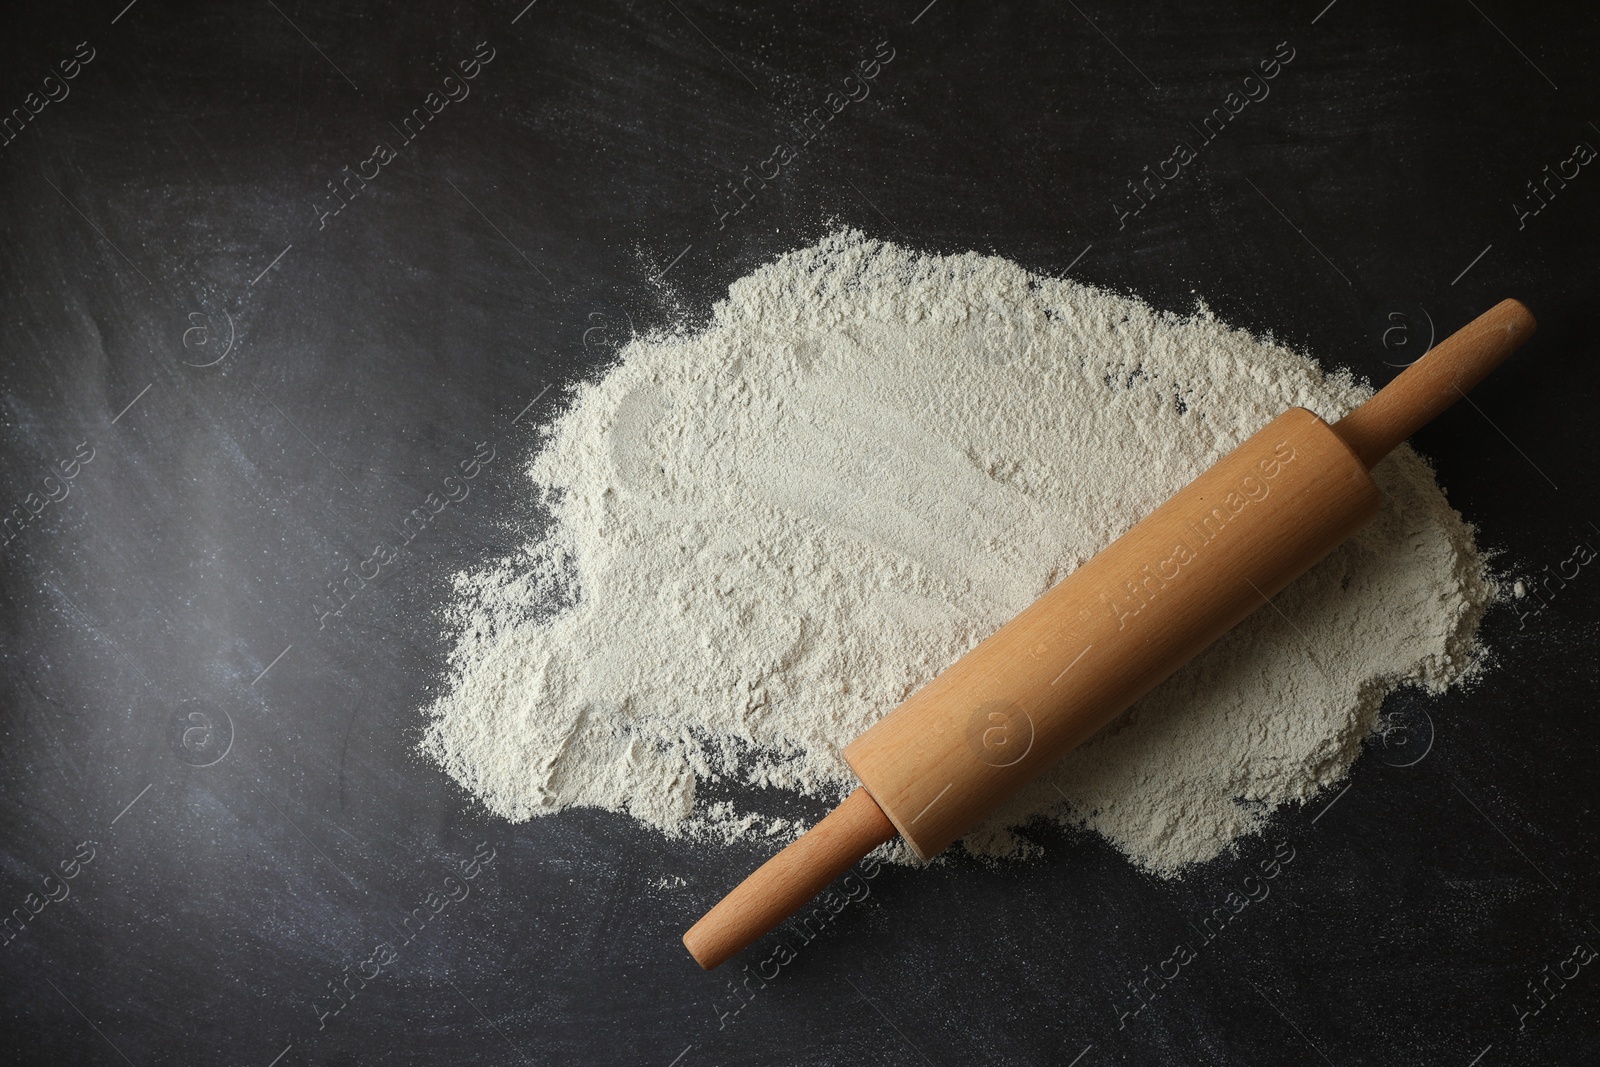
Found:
<box><xmin>683</xmin><ymin>299</ymin><xmax>1536</xmax><ymax>969</ymax></box>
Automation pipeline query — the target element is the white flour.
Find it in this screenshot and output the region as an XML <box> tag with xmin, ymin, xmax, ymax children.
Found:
<box><xmin>420</xmin><ymin>231</ymin><xmax>1493</xmax><ymax>875</ymax></box>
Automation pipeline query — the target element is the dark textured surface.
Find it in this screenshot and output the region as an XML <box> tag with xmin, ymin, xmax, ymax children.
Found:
<box><xmin>2</xmin><ymin>2</ymin><xmax>1597</xmax><ymax>1064</ymax></box>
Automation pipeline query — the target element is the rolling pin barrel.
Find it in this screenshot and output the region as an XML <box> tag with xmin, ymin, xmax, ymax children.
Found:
<box><xmin>684</xmin><ymin>298</ymin><xmax>1536</xmax><ymax>969</ymax></box>
<box><xmin>843</xmin><ymin>406</ymin><xmax>1379</xmax><ymax>859</ymax></box>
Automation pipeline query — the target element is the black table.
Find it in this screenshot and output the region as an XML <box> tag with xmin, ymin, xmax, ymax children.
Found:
<box><xmin>3</xmin><ymin>2</ymin><xmax>1597</xmax><ymax>1064</ymax></box>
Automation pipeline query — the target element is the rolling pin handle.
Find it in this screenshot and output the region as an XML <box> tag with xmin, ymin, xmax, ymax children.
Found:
<box><xmin>1333</xmin><ymin>298</ymin><xmax>1536</xmax><ymax>469</ymax></box>
<box><xmin>682</xmin><ymin>787</ymin><xmax>896</xmax><ymax>969</ymax></box>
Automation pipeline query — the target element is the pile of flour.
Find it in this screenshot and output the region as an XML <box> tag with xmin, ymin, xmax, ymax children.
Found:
<box><xmin>420</xmin><ymin>231</ymin><xmax>1493</xmax><ymax>875</ymax></box>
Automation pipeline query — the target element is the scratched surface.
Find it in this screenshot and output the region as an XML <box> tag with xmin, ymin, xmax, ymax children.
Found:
<box><xmin>1</xmin><ymin>2</ymin><xmax>1598</xmax><ymax>1065</ymax></box>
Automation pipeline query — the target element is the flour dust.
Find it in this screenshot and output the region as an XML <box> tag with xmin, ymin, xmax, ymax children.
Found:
<box><xmin>419</xmin><ymin>231</ymin><xmax>1493</xmax><ymax>875</ymax></box>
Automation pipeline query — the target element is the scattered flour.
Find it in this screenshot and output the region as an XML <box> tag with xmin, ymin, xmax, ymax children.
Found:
<box><xmin>419</xmin><ymin>231</ymin><xmax>1493</xmax><ymax>875</ymax></box>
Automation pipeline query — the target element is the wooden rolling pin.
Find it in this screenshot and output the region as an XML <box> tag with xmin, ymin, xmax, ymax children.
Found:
<box><xmin>683</xmin><ymin>299</ymin><xmax>1536</xmax><ymax>969</ymax></box>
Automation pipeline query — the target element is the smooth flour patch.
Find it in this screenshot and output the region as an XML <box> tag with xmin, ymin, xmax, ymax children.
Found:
<box><xmin>419</xmin><ymin>231</ymin><xmax>1493</xmax><ymax>875</ymax></box>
